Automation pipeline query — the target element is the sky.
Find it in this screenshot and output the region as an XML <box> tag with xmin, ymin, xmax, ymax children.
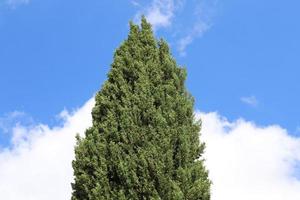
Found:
<box><xmin>0</xmin><ymin>0</ymin><xmax>300</xmax><ymax>199</ymax></box>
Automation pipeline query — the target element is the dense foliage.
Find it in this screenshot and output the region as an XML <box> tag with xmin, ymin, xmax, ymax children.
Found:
<box><xmin>71</xmin><ymin>17</ymin><xmax>211</xmax><ymax>200</ymax></box>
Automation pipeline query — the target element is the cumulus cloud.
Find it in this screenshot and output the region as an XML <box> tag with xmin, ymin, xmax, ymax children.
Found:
<box><xmin>241</xmin><ymin>95</ymin><xmax>258</xmax><ymax>107</ymax></box>
<box><xmin>0</xmin><ymin>99</ymin><xmax>93</xmax><ymax>200</ymax></box>
<box><xmin>0</xmin><ymin>98</ymin><xmax>300</xmax><ymax>199</ymax></box>
<box><xmin>198</xmin><ymin>112</ymin><xmax>300</xmax><ymax>200</ymax></box>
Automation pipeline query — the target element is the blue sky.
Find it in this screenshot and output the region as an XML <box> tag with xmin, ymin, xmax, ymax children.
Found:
<box><xmin>1</xmin><ymin>0</ymin><xmax>300</xmax><ymax>140</ymax></box>
<box><xmin>1</xmin><ymin>0</ymin><xmax>300</xmax><ymax>138</ymax></box>
<box><xmin>0</xmin><ymin>0</ymin><xmax>300</xmax><ymax>145</ymax></box>
<box><xmin>0</xmin><ymin>0</ymin><xmax>298</xmax><ymax>135</ymax></box>
<box><xmin>1</xmin><ymin>1</ymin><xmax>300</xmax><ymax>199</ymax></box>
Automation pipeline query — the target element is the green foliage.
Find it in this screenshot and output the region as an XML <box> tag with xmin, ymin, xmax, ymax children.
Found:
<box><xmin>71</xmin><ymin>17</ymin><xmax>211</xmax><ymax>200</ymax></box>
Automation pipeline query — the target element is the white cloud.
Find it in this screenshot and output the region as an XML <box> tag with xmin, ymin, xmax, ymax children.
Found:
<box><xmin>177</xmin><ymin>21</ymin><xmax>210</xmax><ymax>56</ymax></box>
<box><xmin>198</xmin><ymin>112</ymin><xmax>300</xmax><ymax>200</ymax></box>
<box><xmin>134</xmin><ymin>0</ymin><xmax>178</xmax><ymax>30</ymax></box>
<box><xmin>177</xmin><ymin>0</ymin><xmax>217</xmax><ymax>56</ymax></box>
<box><xmin>132</xmin><ymin>0</ymin><xmax>217</xmax><ymax>55</ymax></box>
<box><xmin>0</xmin><ymin>98</ymin><xmax>93</xmax><ymax>200</ymax></box>
<box><xmin>0</xmin><ymin>111</ymin><xmax>33</xmax><ymax>134</ymax></box>
<box><xmin>130</xmin><ymin>0</ymin><xmax>140</xmax><ymax>7</ymax></box>
<box><xmin>241</xmin><ymin>95</ymin><xmax>258</xmax><ymax>107</ymax></box>
<box><xmin>0</xmin><ymin>98</ymin><xmax>300</xmax><ymax>199</ymax></box>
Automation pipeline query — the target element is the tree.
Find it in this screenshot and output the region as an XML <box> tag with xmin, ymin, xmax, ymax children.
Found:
<box><xmin>71</xmin><ymin>17</ymin><xmax>211</xmax><ymax>200</ymax></box>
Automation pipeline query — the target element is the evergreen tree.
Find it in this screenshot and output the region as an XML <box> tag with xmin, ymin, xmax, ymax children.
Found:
<box><xmin>71</xmin><ymin>17</ymin><xmax>211</xmax><ymax>200</ymax></box>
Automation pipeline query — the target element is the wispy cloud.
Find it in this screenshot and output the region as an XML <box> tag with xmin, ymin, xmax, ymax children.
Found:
<box><xmin>132</xmin><ymin>0</ymin><xmax>217</xmax><ymax>55</ymax></box>
<box><xmin>134</xmin><ymin>0</ymin><xmax>180</xmax><ymax>30</ymax></box>
<box><xmin>0</xmin><ymin>98</ymin><xmax>300</xmax><ymax>199</ymax></box>
<box><xmin>6</xmin><ymin>0</ymin><xmax>30</xmax><ymax>8</ymax></box>
<box><xmin>130</xmin><ymin>0</ymin><xmax>140</xmax><ymax>7</ymax></box>
<box><xmin>0</xmin><ymin>111</ymin><xmax>33</xmax><ymax>134</ymax></box>
<box><xmin>177</xmin><ymin>0</ymin><xmax>217</xmax><ymax>56</ymax></box>
<box><xmin>177</xmin><ymin>21</ymin><xmax>210</xmax><ymax>56</ymax></box>
<box><xmin>241</xmin><ymin>95</ymin><xmax>259</xmax><ymax>107</ymax></box>
<box><xmin>296</xmin><ymin>126</ymin><xmax>300</xmax><ymax>135</ymax></box>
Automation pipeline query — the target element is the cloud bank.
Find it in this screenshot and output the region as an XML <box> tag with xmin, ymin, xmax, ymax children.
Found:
<box><xmin>0</xmin><ymin>98</ymin><xmax>300</xmax><ymax>199</ymax></box>
<box><xmin>0</xmin><ymin>99</ymin><xmax>93</xmax><ymax>200</ymax></box>
<box><xmin>198</xmin><ymin>112</ymin><xmax>300</xmax><ymax>200</ymax></box>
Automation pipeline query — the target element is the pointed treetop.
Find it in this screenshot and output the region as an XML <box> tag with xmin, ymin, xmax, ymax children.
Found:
<box><xmin>140</xmin><ymin>15</ymin><xmax>156</xmax><ymax>47</ymax></box>
<box><xmin>128</xmin><ymin>20</ymin><xmax>140</xmax><ymax>42</ymax></box>
<box><xmin>158</xmin><ymin>38</ymin><xmax>170</xmax><ymax>54</ymax></box>
<box><xmin>141</xmin><ymin>15</ymin><xmax>152</xmax><ymax>32</ymax></box>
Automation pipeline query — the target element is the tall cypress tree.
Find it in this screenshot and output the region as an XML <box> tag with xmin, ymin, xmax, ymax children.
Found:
<box><xmin>71</xmin><ymin>17</ymin><xmax>211</xmax><ymax>200</ymax></box>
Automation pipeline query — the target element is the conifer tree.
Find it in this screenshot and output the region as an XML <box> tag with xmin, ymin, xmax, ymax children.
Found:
<box><xmin>71</xmin><ymin>17</ymin><xmax>211</xmax><ymax>200</ymax></box>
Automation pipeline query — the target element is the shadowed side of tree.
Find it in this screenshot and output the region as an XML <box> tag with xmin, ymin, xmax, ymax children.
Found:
<box><xmin>71</xmin><ymin>17</ymin><xmax>211</xmax><ymax>200</ymax></box>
